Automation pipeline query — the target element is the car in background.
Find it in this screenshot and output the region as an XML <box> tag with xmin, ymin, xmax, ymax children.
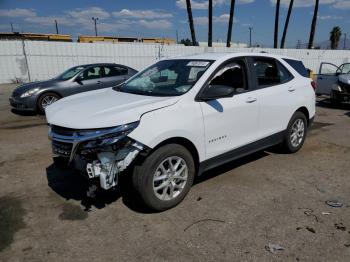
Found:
<box><xmin>9</xmin><ymin>63</ymin><xmax>137</xmax><ymax>113</ymax></box>
<box><xmin>315</xmin><ymin>62</ymin><xmax>350</xmax><ymax>104</ymax></box>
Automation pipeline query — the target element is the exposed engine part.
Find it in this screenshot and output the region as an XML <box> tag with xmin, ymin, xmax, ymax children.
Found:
<box><xmin>86</xmin><ymin>142</ymin><xmax>143</xmax><ymax>190</ymax></box>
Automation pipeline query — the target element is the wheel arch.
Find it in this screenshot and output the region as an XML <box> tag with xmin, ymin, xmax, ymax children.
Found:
<box><xmin>295</xmin><ymin>106</ymin><xmax>310</xmax><ymax>126</ymax></box>
<box><xmin>36</xmin><ymin>90</ymin><xmax>62</xmax><ymax>110</ymax></box>
<box><xmin>152</xmin><ymin>137</ymin><xmax>200</xmax><ymax>174</ymax></box>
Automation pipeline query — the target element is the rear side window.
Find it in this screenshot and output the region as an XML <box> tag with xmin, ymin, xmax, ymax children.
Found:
<box><xmin>104</xmin><ymin>66</ymin><xmax>128</xmax><ymax>77</ymax></box>
<box><xmin>283</xmin><ymin>59</ymin><xmax>308</xmax><ymax>77</ymax></box>
<box><xmin>253</xmin><ymin>58</ymin><xmax>293</xmax><ymax>87</ymax></box>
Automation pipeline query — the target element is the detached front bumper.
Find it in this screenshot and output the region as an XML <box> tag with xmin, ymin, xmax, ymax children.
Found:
<box><xmin>48</xmin><ymin>123</ymin><xmax>147</xmax><ymax>190</ymax></box>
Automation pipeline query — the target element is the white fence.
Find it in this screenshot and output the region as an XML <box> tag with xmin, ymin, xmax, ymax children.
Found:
<box><xmin>0</xmin><ymin>40</ymin><xmax>350</xmax><ymax>84</ymax></box>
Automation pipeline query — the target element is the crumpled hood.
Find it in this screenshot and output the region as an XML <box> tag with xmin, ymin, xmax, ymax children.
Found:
<box><xmin>14</xmin><ymin>79</ymin><xmax>59</xmax><ymax>93</ymax></box>
<box><xmin>45</xmin><ymin>88</ymin><xmax>179</xmax><ymax>129</ymax></box>
<box><xmin>338</xmin><ymin>74</ymin><xmax>350</xmax><ymax>85</ymax></box>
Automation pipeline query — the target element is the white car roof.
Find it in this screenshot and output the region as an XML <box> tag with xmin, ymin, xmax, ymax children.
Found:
<box><xmin>173</xmin><ymin>52</ymin><xmax>297</xmax><ymax>62</ymax></box>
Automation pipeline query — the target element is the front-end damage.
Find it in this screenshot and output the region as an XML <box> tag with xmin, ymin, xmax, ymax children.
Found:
<box><xmin>48</xmin><ymin>122</ymin><xmax>148</xmax><ymax>190</ymax></box>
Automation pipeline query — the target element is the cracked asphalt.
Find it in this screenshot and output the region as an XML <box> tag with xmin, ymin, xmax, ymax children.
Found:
<box><xmin>0</xmin><ymin>84</ymin><xmax>349</xmax><ymax>262</ymax></box>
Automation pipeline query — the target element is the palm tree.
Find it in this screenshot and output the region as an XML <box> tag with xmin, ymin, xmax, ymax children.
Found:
<box><xmin>186</xmin><ymin>0</ymin><xmax>197</xmax><ymax>46</ymax></box>
<box><xmin>308</xmin><ymin>0</ymin><xmax>319</xmax><ymax>49</ymax></box>
<box><xmin>330</xmin><ymin>26</ymin><xmax>342</xmax><ymax>49</ymax></box>
<box><xmin>226</xmin><ymin>0</ymin><xmax>236</xmax><ymax>47</ymax></box>
<box><xmin>274</xmin><ymin>0</ymin><xmax>281</xmax><ymax>48</ymax></box>
<box><xmin>208</xmin><ymin>0</ymin><xmax>212</xmax><ymax>47</ymax></box>
<box><xmin>280</xmin><ymin>0</ymin><xmax>294</xmax><ymax>49</ymax></box>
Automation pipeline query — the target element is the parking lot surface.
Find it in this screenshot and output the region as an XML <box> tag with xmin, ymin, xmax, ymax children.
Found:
<box><xmin>0</xmin><ymin>84</ymin><xmax>349</xmax><ymax>262</ymax></box>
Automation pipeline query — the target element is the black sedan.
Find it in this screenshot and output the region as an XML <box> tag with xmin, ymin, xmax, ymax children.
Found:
<box><xmin>9</xmin><ymin>63</ymin><xmax>137</xmax><ymax>113</ymax></box>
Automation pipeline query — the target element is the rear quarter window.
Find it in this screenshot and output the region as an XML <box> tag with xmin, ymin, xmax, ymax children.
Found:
<box><xmin>283</xmin><ymin>59</ymin><xmax>308</xmax><ymax>77</ymax></box>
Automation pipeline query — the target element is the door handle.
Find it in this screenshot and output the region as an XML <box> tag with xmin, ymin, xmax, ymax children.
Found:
<box><xmin>288</xmin><ymin>87</ymin><xmax>296</xmax><ymax>92</ymax></box>
<box><xmin>246</xmin><ymin>97</ymin><xmax>257</xmax><ymax>103</ymax></box>
<box><xmin>97</xmin><ymin>81</ymin><xmax>102</xmax><ymax>84</ymax></box>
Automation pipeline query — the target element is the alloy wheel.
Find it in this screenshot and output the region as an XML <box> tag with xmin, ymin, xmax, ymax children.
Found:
<box><xmin>153</xmin><ymin>156</ymin><xmax>188</xmax><ymax>201</ymax></box>
<box><xmin>290</xmin><ymin>118</ymin><xmax>305</xmax><ymax>148</ymax></box>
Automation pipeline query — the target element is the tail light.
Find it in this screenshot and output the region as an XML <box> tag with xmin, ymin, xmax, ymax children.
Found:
<box><xmin>311</xmin><ymin>81</ymin><xmax>317</xmax><ymax>92</ymax></box>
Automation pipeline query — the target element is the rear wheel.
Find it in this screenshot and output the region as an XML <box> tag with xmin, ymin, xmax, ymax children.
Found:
<box><xmin>282</xmin><ymin>111</ymin><xmax>307</xmax><ymax>153</ymax></box>
<box><xmin>38</xmin><ymin>92</ymin><xmax>60</xmax><ymax>113</ymax></box>
<box><xmin>132</xmin><ymin>144</ymin><xmax>195</xmax><ymax>211</ymax></box>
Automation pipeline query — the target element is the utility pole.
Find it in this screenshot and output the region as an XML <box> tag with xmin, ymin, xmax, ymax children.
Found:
<box><xmin>208</xmin><ymin>0</ymin><xmax>212</xmax><ymax>47</ymax></box>
<box><xmin>10</xmin><ymin>23</ymin><xmax>14</xmax><ymax>33</ymax></box>
<box><xmin>249</xmin><ymin>27</ymin><xmax>252</xmax><ymax>47</ymax></box>
<box><xmin>92</xmin><ymin>17</ymin><xmax>99</xmax><ymax>36</ymax></box>
<box><xmin>55</xmin><ymin>20</ymin><xmax>59</xmax><ymax>34</ymax></box>
<box><xmin>176</xmin><ymin>30</ymin><xmax>179</xmax><ymax>44</ymax></box>
<box><xmin>344</xmin><ymin>33</ymin><xmax>347</xmax><ymax>49</ymax></box>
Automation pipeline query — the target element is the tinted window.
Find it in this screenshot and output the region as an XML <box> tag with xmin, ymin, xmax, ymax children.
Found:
<box><xmin>253</xmin><ymin>58</ymin><xmax>293</xmax><ymax>87</ymax></box>
<box><xmin>104</xmin><ymin>66</ymin><xmax>128</xmax><ymax>77</ymax></box>
<box><xmin>283</xmin><ymin>59</ymin><xmax>308</xmax><ymax>77</ymax></box>
<box><xmin>80</xmin><ymin>66</ymin><xmax>103</xmax><ymax>80</ymax></box>
<box><xmin>209</xmin><ymin>60</ymin><xmax>248</xmax><ymax>93</ymax></box>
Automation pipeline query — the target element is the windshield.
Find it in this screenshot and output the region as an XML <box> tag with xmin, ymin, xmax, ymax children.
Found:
<box><xmin>55</xmin><ymin>66</ymin><xmax>86</xmax><ymax>80</ymax></box>
<box><xmin>116</xmin><ymin>59</ymin><xmax>213</xmax><ymax>96</ymax></box>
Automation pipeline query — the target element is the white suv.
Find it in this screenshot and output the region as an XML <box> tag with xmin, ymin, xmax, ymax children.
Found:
<box><xmin>46</xmin><ymin>53</ymin><xmax>315</xmax><ymax>211</ymax></box>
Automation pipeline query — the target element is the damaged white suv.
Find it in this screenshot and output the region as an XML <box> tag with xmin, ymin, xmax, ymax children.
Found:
<box><xmin>46</xmin><ymin>53</ymin><xmax>315</xmax><ymax>211</ymax></box>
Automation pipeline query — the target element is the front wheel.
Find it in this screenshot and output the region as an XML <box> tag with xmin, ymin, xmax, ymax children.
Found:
<box><xmin>37</xmin><ymin>92</ymin><xmax>60</xmax><ymax>113</ymax></box>
<box><xmin>132</xmin><ymin>144</ymin><xmax>195</xmax><ymax>211</ymax></box>
<box><xmin>282</xmin><ymin>111</ymin><xmax>307</xmax><ymax>153</ymax></box>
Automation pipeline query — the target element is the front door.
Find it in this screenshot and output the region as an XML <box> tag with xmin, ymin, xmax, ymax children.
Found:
<box><xmin>71</xmin><ymin>66</ymin><xmax>108</xmax><ymax>95</ymax></box>
<box><xmin>316</xmin><ymin>63</ymin><xmax>340</xmax><ymax>95</ymax></box>
<box><xmin>199</xmin><ymin>58</ymin><xmax>260</xmax><ymax>159</ymax></box>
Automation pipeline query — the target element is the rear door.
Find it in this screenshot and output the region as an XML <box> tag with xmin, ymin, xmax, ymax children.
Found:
<box><xmin>102</xmin><ymin>65</ymin><xmax>130</xmax><ymax>86</ymax></box>
<box><xmin>249</xmin><ymin>57</ymin><xmax>296</xmax><ymax>139</ymax></box>
<box><xmin>315</xmin><ymin>63</ymin><xmax>340</xmax><ymax>95</ymax></box>
<box><xmin>199</xmin><ymin>58</ymin><xmax>260</xmax><ymax>159</ymax></box>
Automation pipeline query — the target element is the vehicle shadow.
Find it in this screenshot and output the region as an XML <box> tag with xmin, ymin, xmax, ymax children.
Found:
<box><xmin>46</xmin><ymin>164</ymin><xmax>151</xmax><ymax>213</ymax></box>
<box><xmin>46</xmin><ymin>150</ymin><xmax>270</xmax><ymax>214</ymax></box>
<box><xmin>316</xmin><ymin>97</ymin><xmax>350</xmax><ymax>110</ymax></box>
<box><xmin>11</xmin><ymin>108</ymin><xmax>38</xmax><ymax>116</ymax></box>
<box><xmin>194</xmin><ymin>151</ymin><xmax>269</xmax><ymax>185</ymax></box>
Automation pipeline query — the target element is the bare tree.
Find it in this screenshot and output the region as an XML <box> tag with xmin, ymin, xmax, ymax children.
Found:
<box><xmin>226</xmin><ymin>0</ymin><xmax>236</xmax><ymax>47</ymax></box>
<box><xmin>208</xmin><ymin>0</ymin><xmax>212</xmax><ymax>47</ymax></box>
<box><xmin>280</xmin><ymin>0</ymin><xmax>294</xmax><ymax>49</ymax></box>
<box><xmin>186</xmin><ymin>0</ymin><xmax>197</xmax><ymax>46</ymax></box>
<box><xmin>308</xmin><ymin>0</ymin><xmax>319</xmax><ymax>49</ymax></box>
<box><xmin>274</xmin><ymin>0</ymin><xmax>280</xmax><ymax>48</ymax></box>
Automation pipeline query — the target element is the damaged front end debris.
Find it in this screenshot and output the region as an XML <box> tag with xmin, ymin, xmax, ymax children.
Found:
<box><xmin>48</xmin><ymin>121</ymin><xmax>148</xmax><ymax>190</ymax></box>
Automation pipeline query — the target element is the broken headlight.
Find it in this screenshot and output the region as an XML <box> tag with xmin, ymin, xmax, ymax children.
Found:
<box><xmin>79</xmin><ymin>121</ymin><xmax>139</xmax><ymax>150</ymax></box>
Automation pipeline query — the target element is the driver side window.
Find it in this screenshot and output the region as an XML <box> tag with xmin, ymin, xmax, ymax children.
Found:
<box><xmin>209</xmin><ymin>61</ymin><xmax>248</xmax><ymax>93</ymax></box>
<box><xmin>79</xmin><ymin>66</ymin><xmax>103</xmax><ymax>81</ymax></box>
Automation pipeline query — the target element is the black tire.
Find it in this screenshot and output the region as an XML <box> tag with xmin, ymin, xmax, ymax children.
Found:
<box><xmin>282</xmin><ymin>111</ymin><xmax>307</xmax><ymax>153</ymax></box>
<box><xmin>132</xmin><ymin>144</ymin><xmax>195</xmax><ymax>211</ymax></box>
<box><xmin>37</xmin><ymin>92</ymin><xmax>60</xmax><ymax>114</ymax></box>
<box><xmin>330</xmin><ymin>90</ymin><xmax>340</xmax><ymax>107</ymax></box>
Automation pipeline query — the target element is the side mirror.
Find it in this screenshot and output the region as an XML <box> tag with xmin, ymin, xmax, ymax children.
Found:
<box><xmin>75</xmin><ymin>75</ymin><xmax>84</xmax><ymax>82</ymax></box>
<box><xmin>197</xmin><ymin>85</ymin><xmax>235</xmax><ymax>101</ymax></box>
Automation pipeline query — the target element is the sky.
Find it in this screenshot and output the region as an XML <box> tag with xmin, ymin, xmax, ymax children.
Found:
<box><xmin>0</xmin><ymin>0</ymin><xmax>349</xmax><ymax>48</ymax></box>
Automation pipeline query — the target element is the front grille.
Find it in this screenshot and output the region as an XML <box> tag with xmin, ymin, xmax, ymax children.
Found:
<box><xmin>52</xmin><ymin>140</ymin><xmax>73</xmax><ymax>157</ymax></box>
<box><xmin>339</xmin><ymin>81</ymin><xmax>350</xmax><ymax>94</ymax></box>
<box><xmin>51</xmin><ymin>125</ymin><xmax>76</xmax><ymax>136</ymax></box>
